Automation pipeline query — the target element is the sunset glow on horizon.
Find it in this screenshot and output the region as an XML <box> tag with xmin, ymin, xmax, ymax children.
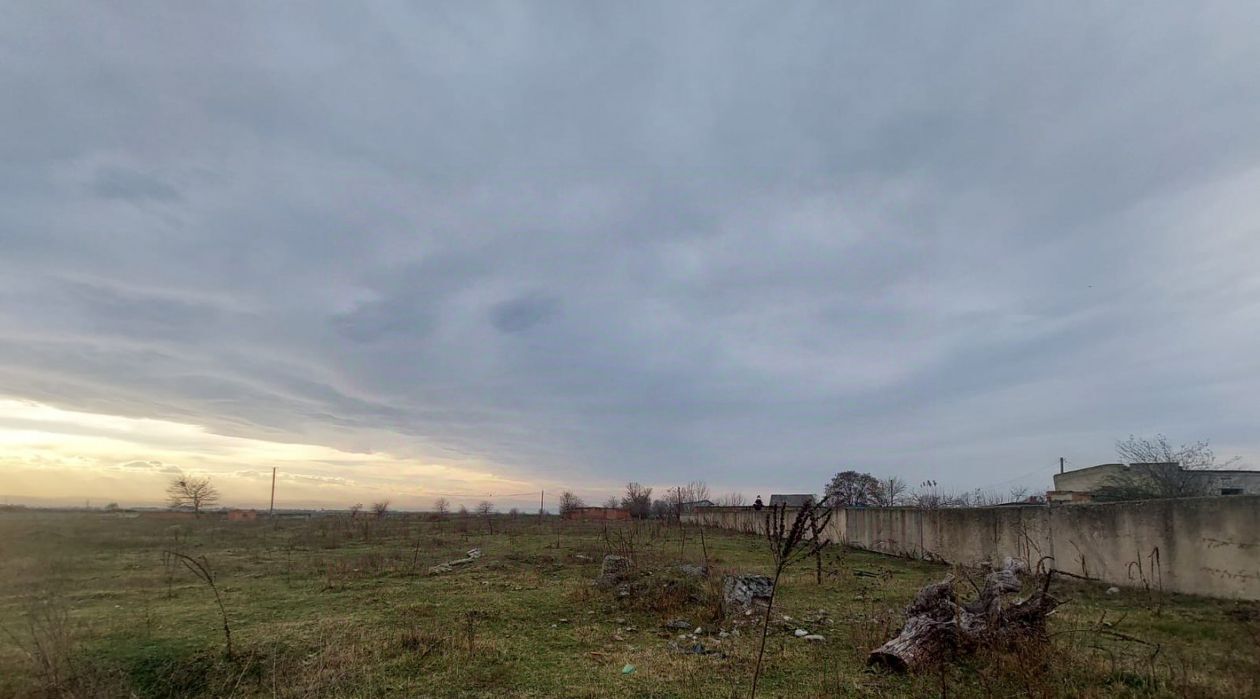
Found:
<box><xmin>0</xmin><ymin>397</ymin><xmax>543</xmax><ymax>511</ymax></box>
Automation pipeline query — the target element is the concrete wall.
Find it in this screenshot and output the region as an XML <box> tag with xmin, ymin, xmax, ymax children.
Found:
<box><xmin>1205</xmin><ymin>471</ymin><xmax>1260</xmax><ymax>495</ymax></box>
<box><xmin>687</xmin><ymin>506</ymin><xmax>848</xmax><ymax>543</ymax></box>
<box><xmin>1053</xmin><ymin>464</ymin><xmax>1260</xmax><ymax>497</ymax></box>
<box><xmin>684</xmin><ymin>495</ymin><xmax>1260</xmax><ymax>600</ymax></box>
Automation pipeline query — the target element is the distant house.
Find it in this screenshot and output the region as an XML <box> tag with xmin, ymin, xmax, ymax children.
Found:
<box><xmin>564</xmin><ymin>507</ymin><xmax>631</xmax><ymax>521</ymax></box>
<box><xmin>227</xmin><ymin>509</ymin><xmax>258</xmax><ymax>522</ymax></box>
<box><xmin>768</xmin><ymin>494</ymin><xmax>815</xmax><ymax>507</ymax></box>
<box><xmin>1049</xmin><ymin>462</ymin><xmax>1260</xmax><ymax>503</ymax></box>
<box><xmin>677</xmin><ymin>499</ymin><xmax>715</xmax><ymax>513</ymax></box>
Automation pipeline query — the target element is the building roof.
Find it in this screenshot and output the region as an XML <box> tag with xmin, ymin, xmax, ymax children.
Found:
<box><xmin>1060</xmin><ymin>462</ymin><xmax>1127</xmax><ymax>475</ymax></box>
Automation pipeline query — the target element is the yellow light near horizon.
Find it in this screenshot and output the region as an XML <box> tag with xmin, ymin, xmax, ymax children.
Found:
<box><xmin>0</xmin><ymin>396</ymin><xmax>536</xmax><ymax>508</ymax></box>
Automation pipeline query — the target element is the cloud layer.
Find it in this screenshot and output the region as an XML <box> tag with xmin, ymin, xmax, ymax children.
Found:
<box><xmin>3</xmin><ymin>3</ymin><xmax>1260</xmax><ymax>505</ymax></box>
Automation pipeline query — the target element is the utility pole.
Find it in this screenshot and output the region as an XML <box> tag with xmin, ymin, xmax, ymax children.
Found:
<box><xmin>539</xmin><ymin>490</ymin><xmax>544</xmax><ymax>522</ymax></box>
<box><xmin>269</xmin><ymin>467</ymin><xmax>277</xmax><ymax>516</ymax></box>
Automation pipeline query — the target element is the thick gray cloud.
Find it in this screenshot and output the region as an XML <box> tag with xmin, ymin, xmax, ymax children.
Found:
<box><xmin>2</xmin><ymin>2</ymin><xmax>1260</xmax><ymax>497</ymax></box>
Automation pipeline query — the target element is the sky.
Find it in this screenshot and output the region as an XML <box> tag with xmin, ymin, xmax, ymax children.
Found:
<box><xmin>2</xmin><ymin>3</ymin><xmax>1260</xmax><ymax>511</ymax></box>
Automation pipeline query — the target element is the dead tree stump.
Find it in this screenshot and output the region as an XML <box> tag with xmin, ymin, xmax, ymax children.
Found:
<box><xmin>868</xmin><ymin>559</ymin><xmax>1059</xmax><ymax>672</ymax></box>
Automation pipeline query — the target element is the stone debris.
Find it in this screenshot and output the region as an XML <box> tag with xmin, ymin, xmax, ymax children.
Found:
<box><xmin>428</xmin><ymin>548</ymin><xmax>483</xmax><ymax>574</ymax></box>
<box><xmin>669</xmin><ymin>641</ymin><xmax>726</xmax><ymax>657</ymax></box>
<box><xmin>803</xmin><ymin>609</ymin><xmax>832</xmax><ymax>625</ymax></box>
<box><xmin>802</xmin><ymin>634</ymin><xmax>826</xmax><ymax>642</ymax></box>
<box><xmin>794</xmin><ymin>629</ymin><xmax>809</xmax><ymax>638</ymax></box>
<box><xmin>1106</xmin><ymin>586</ymin><xmax>1121</xmax><ymax>595</ymax></box>
<box><xmin>665</xmin><ymin>619</ymin><xmax>693</xmax><ymax>630</ymax></box>
<box><xmin>597</xmin><ymin>555</ymin><xmax>634</xmax><ymax>586</ymax></box>
<box><xmin>722</xmin><ymin>574</ymin><xmax>775</xmax><ymax>615</ymax></box>
<box><xmin>676</xmin><ymin>563</ymin><xmax>709</xmax><ymax>578</ymax></box>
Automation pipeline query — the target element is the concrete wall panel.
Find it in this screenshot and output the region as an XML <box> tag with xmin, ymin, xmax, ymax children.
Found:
<box><xmin>683</xmin><ymin>495</ymin><xmax>1260</xmax><ymax>600</ymax></box>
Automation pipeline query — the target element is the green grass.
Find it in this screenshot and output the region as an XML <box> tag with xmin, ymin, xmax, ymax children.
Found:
<box><xmin>1</xmin><ymin>511</ymin><xmax>1257</xmax><ymax>697</ymax></box>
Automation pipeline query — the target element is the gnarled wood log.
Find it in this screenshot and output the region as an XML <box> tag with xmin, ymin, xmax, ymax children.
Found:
<box><xmin>868</xmin><ymin>559</ymin><xmax>1059</xmax><ymax>672</ymax></box>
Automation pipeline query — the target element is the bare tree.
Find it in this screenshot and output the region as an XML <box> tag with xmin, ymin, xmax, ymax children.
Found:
<box><xmin>433</xmin><ymin>497</ymin><xmax>450</xmax><ymax>516</ymax></box>
<box><xmin>682</xmin><ymin>481</ymin><xmax>710</xmax><ymax>503</ymax></box>
<box><xmin>476</xmin><ymin>500</ymin><xmax>495</xmax><ymax>533</ymax></box>
<box><xmin>348</xmin><ymin>503</ymin><xmax>363</xmax><ymax>518</ymax></box>
<box><xmin>166</xmin><ymin>474</ymin><xmax>219</xmax><ymax>516</ymax></box>
<box><xmin>1096</xmin><ymin>434</ymin><xmax>1241</xmax><ymax>501</ymax></box>
<box><xmin>825</xmin><ymin>470</ymin><xmax>879</xmax><ymax>506</ymax></box>
<box><xmin>508</xmin><ymin>507</ymin><xmax>520</xmax><ymax>518</ymax></box>
<box><xmin>620</xmin><ymin>482</ymin><xmax>653</xmax><ymax>519</ymax></box>
<box><xmin>602</xmin><ymin>496</ymin><xmax>620</xmax><ymax>509</ymax></box>
<box><xmin>911</xmin><ymin>480</ymin><xmax>948</xmax><ymax>509</ymax></box>
<box><xmin>715</xmin><ymin>492</ymin><xmax>747</xmax><ymax>507</ymax></box>
<box><xmin>664</xmin><ymin>481</ymin><xmax>711</xmax><ymax>518</ymax></box>
<box><xmin>909</xmin><ymin>481</ymin><xmax>993</xmax><ymax>509</ymax></box>
<box><xmin>966</xmin><ymin>488</ymin><xmax>1004</xmax><ymax>507</ymax></box>
<box><xmin>872</xmin><ymin>477</ymin><xmax>908</xmax><ymax>507</ymax></box>
<box><xmin>947</xmin><ymin>490</ymin><xmax>973</xmax><ymax>508</ymax></box>
<box><xmin>558</xmin><ymin>490</ymin><xmax>584</xmax><ymax>517</ymax></box>
<box><xmin>372</xmin><ymin>500</ymin><xmax>390</xmax><ymax>519</ymax></box>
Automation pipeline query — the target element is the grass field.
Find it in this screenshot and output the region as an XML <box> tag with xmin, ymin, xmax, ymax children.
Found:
<box><xmin>1</xmin><ymin>510</ymin><xmax>1258</xmax><ymax>698</ymax></box>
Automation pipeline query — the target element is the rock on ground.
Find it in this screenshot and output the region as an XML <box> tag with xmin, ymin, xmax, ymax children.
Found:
<box><xmin>597</xmin><ymin>554</ymin><xmax>634</xmax><ymax>586</ymax></box>
<box><xmin>428</xmin><ymin>548</ymin><xmax>482</xmax><ymax>575</ymax></box>
<box><xmin>676</xmin><ymin>563</ymin><xmax>708</xmax><ymax>578</ymax></box>
<box><xmin>722</xmin><ymin>574</ymin><xmax>774</xmax><ymax>615</ymax></box>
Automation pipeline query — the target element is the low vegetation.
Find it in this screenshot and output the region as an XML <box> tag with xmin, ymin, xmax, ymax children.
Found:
<box><xmin>1</xmin><ymin>510</ymin><xmax>1257</xmax><ymax>697</ymax></box>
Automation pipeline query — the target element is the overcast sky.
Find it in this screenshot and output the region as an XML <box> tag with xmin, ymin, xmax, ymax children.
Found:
<box><xmin>3</xmin><ymin>3</ymin><xmax>1260</xmax><ymax>509</ymax></box>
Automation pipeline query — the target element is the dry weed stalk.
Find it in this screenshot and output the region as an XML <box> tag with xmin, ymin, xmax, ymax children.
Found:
<box><xmin>749</xmin><ymin>497</ymin><xmax>834</xmax><ymax>698</ymax></box>
<box><xmin>163</xmin><ymin>550</ymin><xmax>234</xmax><ymax>658</ymax></box>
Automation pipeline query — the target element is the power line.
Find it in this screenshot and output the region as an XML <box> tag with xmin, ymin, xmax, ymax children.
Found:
<box><xmin>969</xmin><ymin>463</ymin><xmax>1057</xmax><ymax>492</ymax></box>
